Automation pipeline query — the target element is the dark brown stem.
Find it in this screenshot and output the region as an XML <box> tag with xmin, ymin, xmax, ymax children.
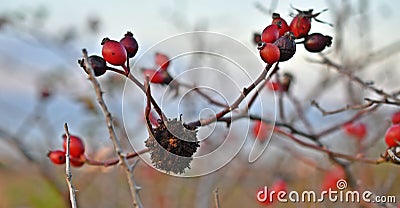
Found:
<box><xmin>177</xmin><ymin>81</ymin><xmax>229</xmax><ymax>108</ymax></box>
<box><xmin>187</xmin><ymin>63</ymin><xmax>277</xmax><ymax>127</ymax></box>
<box><xmin>273</xmin><ymin>126</ymin><xmax>385</xmax><ymax>164</ymax></box>
<box><xmin>85</xmin><ymin>149</ymin><xmax>150</xmax><ymax>167</ymax></box>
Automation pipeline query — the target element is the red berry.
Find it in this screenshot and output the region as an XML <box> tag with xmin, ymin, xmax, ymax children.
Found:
<box><xmin>392</xmin><ymin>111</ymin><xmax>400</xmax><ymax>124</ymax></box>
<box><xmin>257</xmin><ymin>179</ymin><xmax>287</xmax><ymax>205</ymax></box>
<box><xmin>321</xmin><ymin>166</ymin><xmax>345</xmax><ymax>191</ymax></box>
<box><xmin>101</xmin><ymin>38</ymin><xmax>127</xmax><ymax>66</ymax></box>
<box><xmin>289</xmin><ymin>10</ymin><xmax>312</xmax><ymax>39</ymax></box>
<box><xmin>258</xmin><ymin>43</ymin><xmax>280</xmax><ymax>65</ymax></box>
<box><xmin>252</xmin><ymin>120</ymin><xmax>269</xmax><ymax>142</ymax></box>
<box><xmin>261</xmin><ymin>24</ymin><xmax>280</xmax><ymax>43</ymax></box>
<box><xmin>143</xmin><ymin>68</ymin><xmax>165</xmax><ymax>84</ymax></box>
<box><xmin>79</xmin><ymin>55</ymin><xmax>108</xmax><ymax>77</ymax></box>
<box><xmin>304</xmin><ymin>33</ymin><xmax>332</xmax><ymax>53</ymax></box>
<box><xmin>155</xmin><ymin>52</ymin><xmax>170</xmax><ymax>71</ymax></box>
<box><xmin>62</xmin><ymin>134</ymin><xmax>85</xmax><ymax>158</ymax></box>
<box><xmin>120</xmin><ymin>31</ymin><xmax>139</xmax><ymax>58</ymax></box>
<box><xmin>273</xmin><ymin>32</ymin><xmax>296</xmax><ymax>62</ymax></box>
<box><xmin>70</xmin><ymin>156</ymin><xmax>85</xmax><ymax>167</ymax></box>
<box><xmin>343</xmin><ymin>122</ymin><xmax>367</xmax><ymax>141</ymax></box>
<box><xmin>47</xmin><ymin>150</ymin><xmax>66</xmax><ymax>165</ymax></box>
<box><xmin>40</xmin><ymin>87</ymin><xmax>51</xmax><ymax>100</ymax></box>
<box><xmin>271</xmin><ymin>179</ymin><xmax>287</xmax><ymax>195</ymax></box>
<box><xmin>272</xmin><ymin>13</ymin><xmax>290</xmax><ymax>37</ymax></box>
<box><xmin>266</xmin><ymin>81</ymin><xmax>281</xmax><ymax>91</ymax></box>
<box><xmin>385</xmin><ymin>125</ymin><xmax>400</xmax><ymax>147</ymax></box>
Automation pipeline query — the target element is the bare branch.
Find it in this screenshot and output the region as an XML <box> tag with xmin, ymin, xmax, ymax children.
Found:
<box><xmin>318</xmin><ymin>54</ymin><xmax>400</xmax><ymax>102</ymax></box>
<box><xmin>213</xmin><ymin>188</ymin><xmax>221</xmax><ymax>208</ymax></box>
<box><xmin>187</xmin><ymin>63</ymin><xmax>278</xmax><ymax>127</ymax></box>
<box><xmin>64</xmin><ymin>123</ymin><xmax>78</xmax><ymax>208</ymax></box>
<box><xmin>311</xmin><ymin>99</ymin><xmax>376</xmax><ymax>116</ymax></box>
<box><xmin>81</xmin><ymin>49</ymin><xmax>142</xmax><ymax>208</ymax></box>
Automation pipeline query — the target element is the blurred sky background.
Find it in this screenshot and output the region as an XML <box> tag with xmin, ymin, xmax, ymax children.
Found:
<box><xmin>0</xmin><ymin>0</ymin><xmax>399</xmax><ymax>144</ymax></box>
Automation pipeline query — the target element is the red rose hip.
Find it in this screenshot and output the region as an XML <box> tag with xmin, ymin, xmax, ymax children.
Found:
<box><xmin>272</xmin><ymin>13</ymin><xmax>290</xmax><ymax>37</ymax></box>
<box><xmin>252</xmin><ymin>120</ymin><xmax>269</xmax><ymax>142</ymax></box>
<box><xmin>62</xmin><ymin>134</ymin><xmax>85</xmax><ymax>158</ymax></box>
<box><xmin>258</xmin><ymin>42</ymin><xmax>280</xmax><ymax>65</ymax></box>
<box><xmin>70</xmin><ymin>156</ymin><xmax>85</xmax><ymax>167</ymax></box>
<box><xmin>343</xmin><ymin>122</ymin><xmax>367</xmax><ymax>141</ymax></box>
<box><xmin>48</xmin><ymin>150</ymin><xmax>66</xmax><ymax>165</ymax></box>
<box><xmin>261</xmin><ymin>24</ymin><xmax>280</xmax><ymax>43</ymax></box>
<box><xmin>155</xmin><ymin>52</ymin><xmax>170</xmax><ymax>71</ymax></box>
<box><xmin>392</xmin><ymin>111</ymin><xmax>400</xmax><ymax>124</ymax></box>
<box><xmin>101</xmin><ymin>38</ymin><xmax>127</xmax><ymax>66</ymax></box>
<box><xmin>120</xmin><ymin>31</ymin><xmax>139</xmax><ymax>58</ymax></box>
<box><xmin>385</xmin><ymin>125</ymin><xmax>400</xmax><ymax>147</ymax></box>
<box><xmin>289</xmin><ymin>10</ymin><xmax>312</xmax><ymax>39</ymax></box>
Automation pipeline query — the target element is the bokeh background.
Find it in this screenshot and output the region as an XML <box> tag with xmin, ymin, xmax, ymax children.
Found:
<box><xmin>0</xmin><ymin>0</ymin><xmax>399</xmax><ymax>207</ymax></box>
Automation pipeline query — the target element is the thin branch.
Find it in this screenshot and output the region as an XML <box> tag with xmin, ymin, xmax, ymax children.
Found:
<box><xmin>63</xmin><ymin>123</ymin><xmax>78</xmax><ymax>208</ymax></box>
<box><xmin>187</xmin><ymin>63</ymin><xmax>278</xmax><ymax>127</ymax></box>
<box><xmin>364</xmin><ymin>98</ymin><xmax>400</xmax><ymax>106</ymax></box>
<box><xmin>275</xmin><ymin>72</ymin><xmax>286</xmax><ymax>122</ymax></box>
<box><xmin>213</xmin><ymin>188</ymin><xmax>221</xmax><ymax>208</ymax></box>
<box><xmin>273</xmin><ymin>126</ymin><xmax>385</xmax><ymax>165</ymax></box>
<box><xmin>314</xmin><ymin>104</ymin><xmax>379</xmax><ymax>138</ymax></box>
<box><xmin>245</xmin><ymin>79</ymin><xmax>266</xmax><ymax>111</ymax></box>
<box><xmin>81</xmin><ymin>49</ymin><xmax>142</xmax><ymax>208</ymax></box>
<box><xmin>287</xmin><ymin>92</ymin><xmax>314</xmax><ymax>134</ymax></box>
<box><xmin>318</xmin><ymin>55</ymin><xmax>400</xmax><ymax>102</ymax></box>
<box><xmin>84</xmin><ymin>149</ymin><xmax>150</xmax><ymax>167</ymax></box>
<box><xmin>106</xmin><ymin>66</ymin><xmax>166</xmax><ymax>121</ymax></box>
<box><xmin>311</xmin><ymin>99</ymin><xmax>375</xmax><ymax>116</ymax></box>
<box><xmin>177</xmin><ymin>81</ymin><xmax>229</xmax><ymax>108</ymax></box>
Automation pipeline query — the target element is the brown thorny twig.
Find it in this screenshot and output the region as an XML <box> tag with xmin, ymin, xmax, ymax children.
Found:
<box><xmin>82</xmin><ymin>49</ymin><xmax>142</xmax><ymax>208</ymax></box>
<box><xmin>63</xmin><ymin>123</ymin><xmax>78</xmax><ymax>208</ymax></box>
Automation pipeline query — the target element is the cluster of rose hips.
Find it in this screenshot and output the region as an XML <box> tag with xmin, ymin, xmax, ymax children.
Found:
<box><xmin>255</xmin><ymin>7</ymin><xmax>333</xmax><ymax>65</ymax></box>
<box><xmin>77</xmin><ymin>30</ymin><xmax>175</xmax><ymax>88</ymax></box>
<box><xmin>47</xmin><ymin>134</ymin><xmax>85</xmax><ymax>167</ymax></box>
<box><xmin>78</xmin><ymin>31</ymin><xmax>139</xmax><ymax>76</ymax></box>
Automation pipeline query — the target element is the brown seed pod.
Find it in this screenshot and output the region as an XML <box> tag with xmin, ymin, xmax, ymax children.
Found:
<box><xmin>273</xmin><ymin>31</ymin><xmax>296</xmax><ymax>62</ymax></box>
<box><xmin>145</xmin><ymin>118</ymin><xmax>199</xmax><ymax>174</ymax></box>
